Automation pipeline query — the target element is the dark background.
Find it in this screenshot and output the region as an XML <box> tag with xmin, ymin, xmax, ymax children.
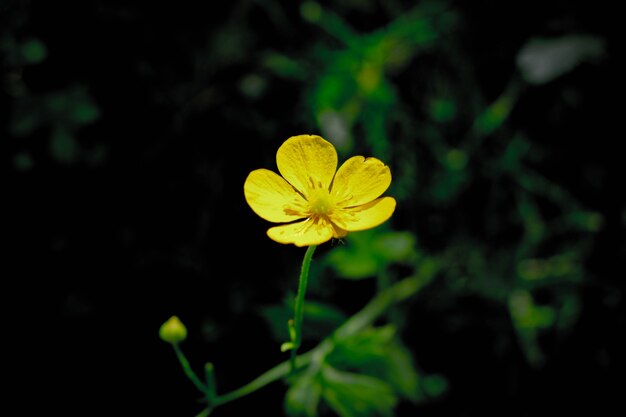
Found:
<box><xmin>4</xmin><ymin>1</ymin><xmax>623</xmax><ymax>416</ymax></box>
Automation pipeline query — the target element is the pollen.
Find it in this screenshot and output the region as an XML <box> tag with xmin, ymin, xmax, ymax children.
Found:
<box><xmin>308</xmin><ymin>189</ymin><xmax>334</xmax><ymax>215</ymax></box>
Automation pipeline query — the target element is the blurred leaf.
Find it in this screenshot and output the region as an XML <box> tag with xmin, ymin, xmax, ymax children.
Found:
<box><xmin>328</xmin><ymin>325</ymin><xmax>422</xmax><ymax>402</ymax></box>
<box><xmin>319</xmin><ymin>110</ymin><xmax>351</xmax><ymax>153</ymax></box>
<box><xmin>71</xmin><ymin>100</ymin><xmax>100</xmax><ymax>125</ymax></box>
<box><xmin>300</xmin><ymin>1</ymin><xmax>322</xmax><ymax>23</ymax></box>
<box><xmin>11</xmin><ymin>100</ymin><xmax>42</xmax><ymax>136</ymax></box>
<box><xmin>500</xmin><ymin>135</ymin><xmax>532</xmax><ymax>170</ymax></box>
<box><xmin>305</xmin><ymin>300</ymin><xmax>348</xmax><ymax>325</ymax></box>
<box><xmin>285</xmin><ymin>369</ymin><xmax>323</xmax><ymax>417</ymax></box>
<box><xmin>473</xmin><ymin>87</ymin><xmax>517</xmax><ymax>136</ymax></box>
<box><xmin>516</xmin><ymin>35</ymin><xmax>605</xmax><ymax>85</ymax></box>
<box><xmin>422</xmin><ymin>374</ymin><xmax>448</xmax><ymax>398</ymax></box>
<box><xmin>555</xmin><ymin>293</ymin><xmax>582</xmax><ymax>332</ymax></box>
<box><xmin>508</xmin><ymin>289</ymin><xmax>556</xmax><ymax>366</ymax></box>
<box><xmin>263</xmin><ymin>52</ymin><xmax>306</xmax><ymax>79</ymax></box>
<box><xmin>50</xmin><ymin>127</ymin><xmax>78</xmax><ymax>163</ymax></box>
<box><xmin>321</xmin><ymin>365</ymin><xmax>397</xmax><ymax>417</ymax></box>
<box><xmin>509</xmin><ymin>290</ymin><xmax>555</xmax><ymax>329</ymax></box>
<box><xmin>330</xmin><ymin>325</ymin><xmax>395</xmax><ymax>366</ymax></box>
<box><xmin>327</xmin><ymin>236</ymin><xmax>381</xmax><ymax>279</ymax></box>
<box><xmin>374</xmin><ymin>231</ymin><xmax>416</xmax><ymax>263</ymax></box>
<box><xmin>239</xmin><ymin>74</ymin><xmax>267</xmax><ymax>99</ymax></box>
<box><xmin>379</xmin><ymin>341</ymin><xmax>422</xmax><ymax>401</ymax></box>
<box><xmin>445</xmin><ymin>149</ymin><xmax>467</xmax><ymax>171</ymax></box>
<box><xmin>67</xmin><ymin>87</ymin><xmax>100</xmax><ymax>125</ymax></box>
<box><xmin>260</xmin><ymin>299</ymin><xmax>347</xmax><ymax>342</ymax></box>
<box><xmin>14</xmin><ymin>152</ymin><xmax>34</xmax><ymax>171</ymax></box>
<box><xmin>326</xmin><ymin>229</ymin><xmax>417</xmax><ymax>279</ymax></box>
<box><xmin>43</xmin><ymin>86</ymin><xmax>100</xmax><ymax>125</ymax></box>
<box><xmin>430</xmin><ymin>169</ymin><xmax>467</xmax><ymax>203</ymax></box>
<box><xmin>260</xmin><ymin>304</ymin><xmax>289</xmax><ymax>341</ymax></box>
<box><xmin>516</xmin><ymin>193</ymin><xmax>545</xmax><ymax>245</ymax></box>
<box><xmin>429</xmin><ymin>98</ymin><xmax>456</xmax><ymax>123</ymax></box>
<box><xmin>566</xmin><ymin>210</ymin><xmax>604</xmax><ymax>232</ymax></box>
<box><xmin>20</xmin><ymin>38</ymin><xmax>47</xmax><ymax>64</ymax></box>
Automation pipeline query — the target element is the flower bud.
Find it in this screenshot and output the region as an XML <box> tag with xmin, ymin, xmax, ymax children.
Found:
<box><xmin>159</xmin><ymin>315</ymin><xmax>187</xmax><ymax>344</ymax></box>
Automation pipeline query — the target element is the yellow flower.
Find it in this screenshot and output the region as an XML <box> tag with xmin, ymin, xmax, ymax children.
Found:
<box><xmin>244</xmin><ymin>134</ymin><xmax>396</xmax><ymax>247</ymax></box>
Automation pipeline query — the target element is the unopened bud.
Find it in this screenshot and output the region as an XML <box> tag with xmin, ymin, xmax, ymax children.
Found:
<box><xmin>159</xmin><ymin>315</ymin><xmax>187</xmax><ymax>344</ymax></box>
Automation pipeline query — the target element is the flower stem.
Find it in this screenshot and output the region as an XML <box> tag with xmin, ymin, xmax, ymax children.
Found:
<box><xmin>173</xmin><ymin>343</ymin><xmax>208</xmax><ymax>394</ymax></box>
<box><xmin>289</xmin><ymin>244</ymin><xmax>317</xmax><ymax>372</ymax></box>
<box><xmin>214</xmin><ymin>349</ymin><xmax>315</xmax><ymax>407</ymax></box>
<box><xmin>209</xmin><ymin>271</ymin><xmax>436</xmax><ymax>411</ymax></box>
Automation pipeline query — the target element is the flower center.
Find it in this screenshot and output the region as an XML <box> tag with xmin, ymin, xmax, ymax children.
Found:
<box><xmin>308</xmin><ymin>189</ymin><xmax>334</xmax><ymax>216</ymax></box>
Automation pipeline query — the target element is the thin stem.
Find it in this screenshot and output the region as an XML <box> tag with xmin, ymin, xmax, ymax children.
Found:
<box><xmin>289</xmin><ymin>244</ymin><xmax>317</xmax><ymax>371</ymax></box>
<box><xmin>205</xmin><ymin>362</ymin><xmax>217</xmax><ymax>402</ymax></box>
<box><xmin>334</xmin><ymin>275</ymin><xmax>425</xmax><ymax>340</ymax></box>
<box><xmin>173</xmin><ymin>343</ymin><xmax>208</xmax><ymax>394</ymax></box>
<box><xmin>212</xmin><ymin>270</ymin><xmax>437</xmax><ymax>409</ymax></box>
<box><xmin>194</xmin><ymin>408</ymin><xmax>212</xmax><ymax>417</ymax></box>
<box><xmin>214</xmin><ymin>350</ymin><xmax>315</xmax><ymax>406</ymax></box>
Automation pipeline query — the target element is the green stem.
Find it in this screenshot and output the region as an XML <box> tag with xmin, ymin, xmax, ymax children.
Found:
<box><xmin>334</xmin><ymin>274</ymin><xmax>427</xmax><ymax>340</ymax></box>
<box><xmin>194</xmin><ymin>408</ymin><xmax>212</xmax><ymax>417</ymax></box>
<box><xmin>210</xmin><ymin>270</ymin><xmax>437</xmax><ymax>410</ymax></box>
<box><xmin>173</xmin><ymin>343</ymin><xmax>208</xmax><ymax>394</ymax></box>
<box><xmin>289</xmin><ymin>244</ymin><xmax>317</xmax><ymax>371</ymax></box>
<box><xmin>214</xmin><ymin>350</ymin><xmax>313</xmax><ymax>406</ymax></box>
<box><xmin>205</xmin><ymin>362</ymin><xmax>217</xmax><ymax>402</ymax></box>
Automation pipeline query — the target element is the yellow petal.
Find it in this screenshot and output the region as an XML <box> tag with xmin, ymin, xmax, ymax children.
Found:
<box><xmin>267</xmin><ymin>218</ymin><xmax>334</xmax><ymax>247</ymax></box>
<box><xmin>276</xmin><ymin>135</ymin><xmax>338</xmax><ymax>196</ymax></box>
<box><xmin>244</xmin><ymin>169</ymin><xmax>308</xmax><ymax>223</ymax></box>
<box><xmin>331</xmin><ymin>156</ymin><xmax>392</xmax><ymax>207</ymax></box>
<box><xmin>332</xmin><ymin>196</ymin><xmax>396</xmax><ymax>232</ymax></box>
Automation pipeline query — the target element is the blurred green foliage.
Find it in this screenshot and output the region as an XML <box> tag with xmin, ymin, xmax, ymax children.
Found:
<box><xmin>254</xmin><ymin>1</ymin><xmax>613</xmax><ymax>414</ymax></box>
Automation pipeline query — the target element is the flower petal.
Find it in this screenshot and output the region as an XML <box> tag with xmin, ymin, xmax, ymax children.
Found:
<box><xmin>276</xmin><ymin>135</ymin><xmax>338</xmax><ymax>196</ymax></box>
<box><xmin>267</xmin><ymin>218</ymin><xmax>334</xmax><ymax>247</ymax></box>
<box><xmin>244</xmin><ymin>169</ymin><xmax>308</xmax><ymax>223</ymax></box>
<box><xmin>331</xmin><ymin>156</ymin><xmax>392</xmax><ymax>207</ymax></box>
<box><xmin>332</xmin><ymin>196</ymin><xmax>396</xmax><ymax>232</ymax></box>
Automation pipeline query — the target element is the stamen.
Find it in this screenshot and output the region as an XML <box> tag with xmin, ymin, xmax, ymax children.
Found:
<box><xmin>306</xmin><ymin>186</ymin><xmax>335</xmax><ymax>216</ymax></box>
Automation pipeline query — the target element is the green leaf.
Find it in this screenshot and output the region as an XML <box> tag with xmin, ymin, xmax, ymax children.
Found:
<box><xmin>285</xmin><ymin>370</ymin><xmax>323</xmax><ymax>417</ymax></box>
<box><xmin>260</xmin><ymin>299</ymin><xmax>347</xmax><ymax>342</ymax></box>
<box><xmin>326</xmin><ymin>229</ymin><xmax>417</xmax><ymax>280</ymax></box>
<box><xmin>321</xmin><ymin>365</ymin><xmax>397</xmax><ymax>417</ymax></box>
<box><xmin>71</xmin><ymin>101</ymin><xmax>100</xmax><ymax>125</ymax></box>
<box><xmin>330</xmin><ymin>325</ymin><xmax>396</xmax><ymax>367</ymax></box>
<box><xmin>327</xmin><ymin>246</ymin><xmax>380</xmax><ymax>279</ymax></box>
<box><xmin>378</xmin><ymin>342</ymin><xmax>421</xmax><ymax>401</ymax></box>
<box><xmin>328</xmin><ymin>325</ymin><xmax>422</xmax><ymax>402</ymax></box>
<box><xmin>68</xmin><ymin>88</ymin><xmax>100</xmax><ymax>125</ymax></box>
<box><xmin>373</xmin><ymin>232</ymin><xmax>417</xmax><ymax>264</ymax></box>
